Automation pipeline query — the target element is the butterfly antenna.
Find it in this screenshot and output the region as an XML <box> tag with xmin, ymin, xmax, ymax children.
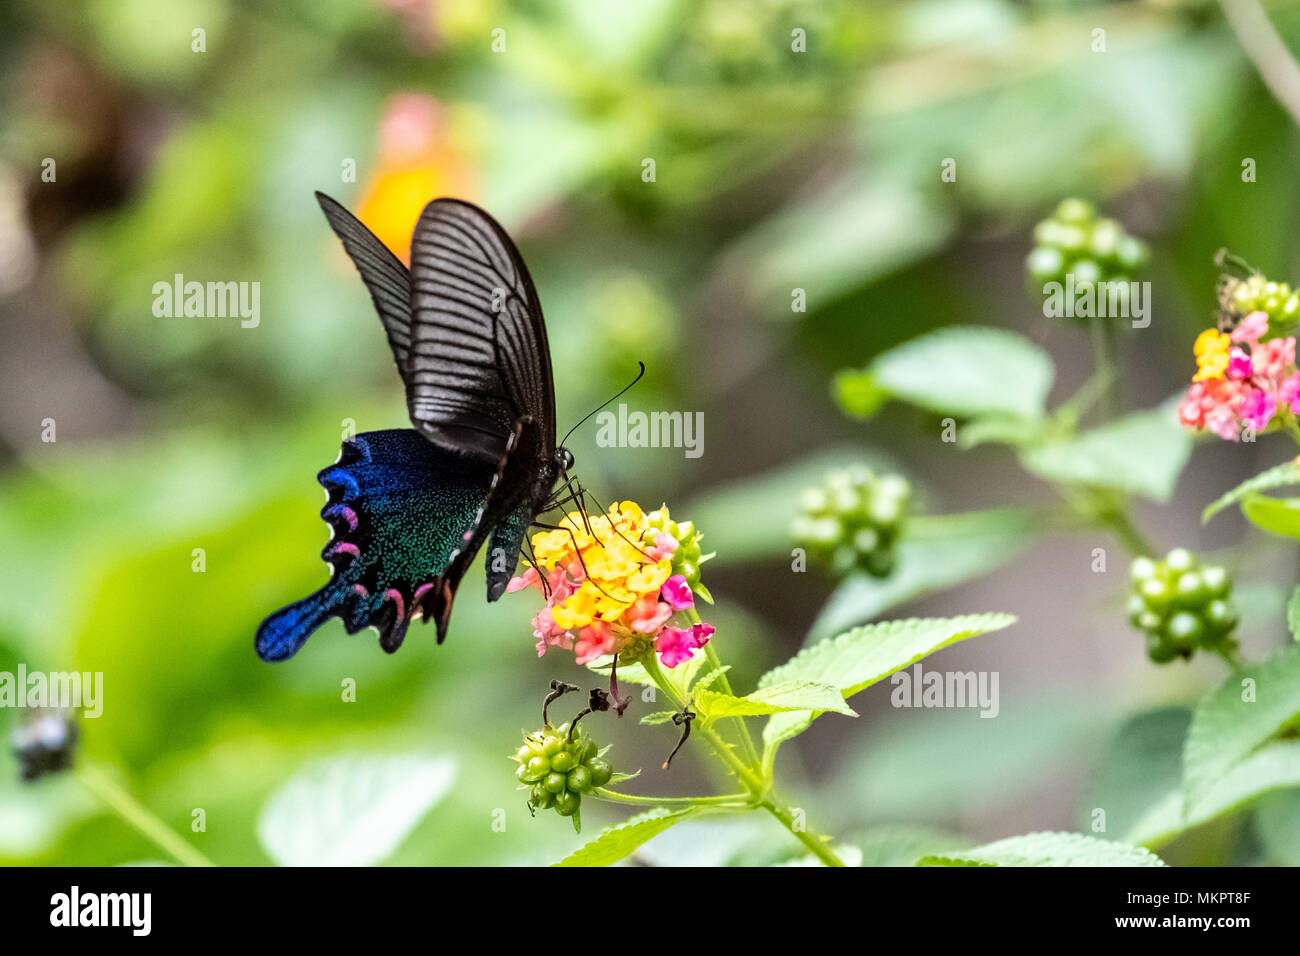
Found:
<box><xmin>559</xmin><ymin>361</ymin><xmax>646</xmax><ymax>450</ymax></box>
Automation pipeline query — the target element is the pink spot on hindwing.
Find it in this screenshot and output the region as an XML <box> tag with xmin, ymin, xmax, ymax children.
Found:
<box><xmin>328</xmin><ymin>542</ymin><xmax>361</xmax><ymax>558</ymax></box>
<box><xmin>385</xmin><ymin>589</ymin><xmax>405</xmax><ymax>622</ymax></box>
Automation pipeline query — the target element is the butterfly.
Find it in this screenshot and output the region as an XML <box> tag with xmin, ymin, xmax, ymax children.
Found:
<box><xmin>256</xmin><ymin>192</ymin><xmax>579</xmax><ymax>662</ymax></box>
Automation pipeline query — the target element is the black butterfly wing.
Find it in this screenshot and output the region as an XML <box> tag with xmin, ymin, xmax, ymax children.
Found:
<box><xmin>314</xmin><ymin>191</ymin><xmax>413</xmax><ymax>371</ymax></box>
<box><xmin>405</xmin><ymin>198</ymin><xmax>558</xmax><ymax>462</ymax></box>
<box><xmin>414</xmin><ymin>414</ymin><xmax>557</xmax><ymax>640</ymax></box>
<box><xmin>255</xmin><ymin>430</ymin><xmax>498</xmax><ymax>661</ymax></box>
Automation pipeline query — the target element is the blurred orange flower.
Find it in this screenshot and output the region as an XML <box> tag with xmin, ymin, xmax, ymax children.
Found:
<box><xmin>356</xmin><ymin>94</ymin><xmax>475</xmax><ymax>263</ymax></box>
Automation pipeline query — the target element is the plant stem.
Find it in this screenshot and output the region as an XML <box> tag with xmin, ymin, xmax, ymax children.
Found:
<box><xmin>697</xmin><ymin>723</ymin><xmax>766</xmax><ymax>793</ymax></box>
<box><xmin>641</xmin><ymin>651</ymin><xmax>847</xmax><ymax>866</ymax></box>
<box><xmin>592</xmin><ymin>788</ymin><xmax>751</xmax><ymax>808</ymax></box>
<box><xmin>1105</xmin><ymin>320</ymin><xmax>1125</xmax><ymax>409</ymax></box>
<box><xmin>697</xmin><ymin>724</ymin><xmax>847</xmax><ymax>866</ymax></box>
<box><xmin>1220</xmin><ymin>0</ymin><xmax>1300</xmax><ymax>128</ymax></box>
<box><xmin>1088</xmin><ymin>319</ymin><xmax>1118</xmax><ymax>423</ymax></box>
<box><xmin>1059</xmin><ymin>486</ymin><xmax>1158</xmax><ymax>558</ymax></box>
<box><xmin>641</xmin><ymin>651</ymin><xmax>688</xmax><ymax>710</ymax></box>
<box><xmin>1056</xmin><ymin>363</ymin><xmax>1117</xmax><ymax>430</ymax></box>
<box><xmin>759</xmin><ymin>798</ymin><xmax>848</xmax><ymax>867</ymax></box>
<box><xmin>691</xmin><ymin>610</ymin><xmax>763</xmax><ymax>769</ymax></box>
<box><xmin>76</xmin><ymin>762</ymin><xmax>214</xmax><ymax>867</ymax></box>
<box><xmin>1095</xmin><ymin>502</ymin><xmax>1159</xmax><ymax>558</ymax></box>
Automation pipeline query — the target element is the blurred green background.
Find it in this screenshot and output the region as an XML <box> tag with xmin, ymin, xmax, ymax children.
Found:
<box><xmin>4</xmin><ymin>0</ymin><xmax>1300</xmax><ymax>865</ymax></box>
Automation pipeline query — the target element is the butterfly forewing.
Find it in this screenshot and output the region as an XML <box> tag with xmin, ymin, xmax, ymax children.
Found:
<box><xmin>314</xmin><ymin>191</ymin><xmax>414</xmax><ymax>370</ymax></box>
<box><xmin>406</xmin><ymin>198</ymin><xmax>557</xmax><ymax>462</ymax></box>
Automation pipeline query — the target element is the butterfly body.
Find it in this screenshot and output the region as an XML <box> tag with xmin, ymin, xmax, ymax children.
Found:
<box><xmin>256</xmin><ymin>193</ymin><xmax>573</xmax><ymax>662</ymax></box>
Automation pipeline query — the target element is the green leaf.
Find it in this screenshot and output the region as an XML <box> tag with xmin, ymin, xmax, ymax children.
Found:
<box><xmin>837</xmin><ymin>326</ymin><xmax>1054</xmax><ymax>421</ymax></box>
<box><xmin>1084</xmin><ymin>707</ymin><xmax>1190</xmax><ymax>843</ymax></box>
<box><xmin>1203</xmin><ymin>458</ymin><xmax>1300</xmax><ymax>523</ymax></box>
<box><xmin>918</xmin><ymin>831</ymin><xmax>1166</xmax><ymax>867</ymax></box>
<box><xmin>737</xmin><ymin>173</ymin><xmax>956</xmax><ymax>310</ymax></box>
<box><xmin>761</xmin><ymin>717</ymin><xmax>812</xmax><ymax>754</ymax></box>
<box><xmin>553</xmin><ymin>808</ymin><xmax>695</xmax><ymax>867</ymax></box>
<box><xmin>639</xmin><ymin>711</ymin><xmax>678</xmax><ymax>726</ymax></box>
<box><xmin>695</xmin><ymin>679</ymin><xmax>858</xmax><ymax>719</ymax></box>
<box><xmin>1133</xmin><ymin>742</ymin><xmax>1300</xmax><ymax>848</ymax></box>
<box><xmin>759</xmin><ymin>613</ymin><xmax>1016</xmax><ymax>749</ymax></box>
<box><xmin>1254</xmin><ymin>789</ymin><xmax>1300</xmax><ymax>865</ymax></box>
<box><xmin>256</xmin><ymin>753</ymin><xmax>456</xmax><ymax>867</ymax></box>
<box><xmin>807</xmin><ymin>509</ymin><xmax>1036</xmax><ymax>643</ymax></box>
<box><xmin>692</xmin><ymin>665</ymin><xmax>730</xmax><ymax>693</ymax></box>
<box><xmin>1288</xmin><ymin>586</ymin><xmax>1300</xmax><ymax>644</ymax></box>
<box><xmin>1183</xmin><ymin>645</ymin><xmax>1300</xmax><ymax>810</ymax></box>
<box><xmin>1019</xmin><ymin>402</ymin><xmax>1192</xmax><ymax>502</ymax></box>
<box><xmin>958</xmin><ymin>413</ymin><xmax>1045</xmax><ymax>449</ymax></box>
<box><xmin>853</xmin><ymin>826</ymin><xmax>970</xmax><ymax>867</ymax></box>
<box><xmin>773</xmin><ymin>844</ymin><xmax>864</xmax><ymax>867</ymax></box>
<box><xmin>832</xmin><ymin>370</ymin><xmax>891</xmax><ymax>419</ymax></box>
<box><xmin>764</xmin><ymin>613</ymin><xmax>1016</xmax><ymax>693</ymax></box>
<box><xmin>1241</xmin><ymin>494</ymin><xmax>1300</xmax><ymax>539</ymax></box>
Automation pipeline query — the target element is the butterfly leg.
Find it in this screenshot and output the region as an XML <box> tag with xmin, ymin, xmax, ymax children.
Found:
<box><xmin>528</xmin><ymin>519</ymin><xmax>622</xmax><ymax>602</ymax></box>
<box><xmin>543</xmin><ymin>476</ymin><xmax>591</xmax><ymax>529</ymax></box>
<box><xmin>520</xmin><ymin>536</ymin><xmax>552</xmax><ymax>600</ymax></box>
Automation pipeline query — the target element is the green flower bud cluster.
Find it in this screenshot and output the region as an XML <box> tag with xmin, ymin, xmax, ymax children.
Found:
<box><xmin>792</xmin><ymin>466</ymin><xmax>911</xmax><ymax>577</ymax></box>
<box><xmin>644</xmin><ymin>505</ymin><xmax>712</xmax><ymax>601</ymax></box>
<box><xmin>1127</xmin><ymin>549</ymin><xmax>1238</xmax><ymax>663</ymax></box>
<box><xmin>1026</xmin><ymin>198</ymin><xmax>1149</xmax><ymax>311</ymax></box>
<box><xmin>1219</xmin><ymin>272</ymin><xmax>1300</xmax><ymax>337</ymax></box>
<box><xmin>513</xmin><ymin>722</ymin><xmax>613</xmax><ymax>829</ymax></box>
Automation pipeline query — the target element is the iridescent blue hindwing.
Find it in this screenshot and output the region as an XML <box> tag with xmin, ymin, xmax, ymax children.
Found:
<box><xmin>255</xmin><ymin>429</ymin><xmax>497</xmax><ymax>661</ymax></box>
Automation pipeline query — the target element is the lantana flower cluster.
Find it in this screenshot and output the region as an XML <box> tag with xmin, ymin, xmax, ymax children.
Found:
<box><xmin>1179</xmin><ymin>311</ymin><xmax>1300</xmax><ymax>440</ymax></box>
<box><xmin>508</xmin><ymin>501</ymin><xmax>713</xmax><ymax>668</ymax></box>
